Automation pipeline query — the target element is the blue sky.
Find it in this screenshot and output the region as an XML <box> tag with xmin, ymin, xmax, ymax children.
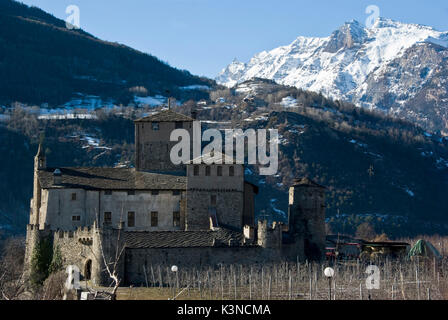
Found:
<box><xmin>19</xmin><ymin>0</ymin><xmax>448</xmax><ymax>78</ymax></box>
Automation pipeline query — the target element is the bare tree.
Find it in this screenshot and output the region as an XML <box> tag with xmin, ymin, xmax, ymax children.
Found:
<box><xmin>81</xmin><ymin>207</ymin><xmax>126</xmax><ymax>300</ymax></box>
<box><xmin>0</xmin><ymin>237</ymin><xmax>27</xmax><ymax>300</ymax></box>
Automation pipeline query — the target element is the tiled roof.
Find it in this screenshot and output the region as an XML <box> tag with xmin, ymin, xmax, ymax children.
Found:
<box><xmin>292</xmin><ymin>177</ymin><xmax>326</xmax><ymax>189</ymax></box>
<box><xmin>37</xmin><ymin>167</ymin><xmax>186</xmax><ymax>190</ymax></box>
<box><xmin>134</xmin><ymin>109</ymin><xmax>194</xmax><ymax>122</ymax></box>
<box><xmin>123</xmin><ymin>228</ymin><xmax>247</xmax><ymax>248</ymax></box>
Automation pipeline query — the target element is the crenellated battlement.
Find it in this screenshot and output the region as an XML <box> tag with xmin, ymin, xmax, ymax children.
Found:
<box><xmin>257</xmin><ymin>219</ymin><xmax>283</xmax><ymax>249</ymax></box>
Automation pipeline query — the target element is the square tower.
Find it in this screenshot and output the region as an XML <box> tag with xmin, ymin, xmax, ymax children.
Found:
<box><xmin>288</xmin><ymin>178</ymin><xmax>326</xmax><ymax>260</ymax></box>
<box><xmin>185</xmin><ymin>153</ymin><xmax>245</xmax><ymax>230</ymax></box>
<box><xmin>134</xmin><ymin>109</ymin><xmax>193</xmax><ymax>172</ymax></box>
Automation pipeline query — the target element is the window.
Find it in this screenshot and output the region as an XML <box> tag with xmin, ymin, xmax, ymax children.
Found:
<box><xmin>71</xmin><ymin>193</ymin><xmax>77</xmax><ymax>201</ymax></box>
<box><xmin>127</xmin><ymin>212</ymin><xmax>135</xmax><ymax>227</ymax></box>
<box><xmin>193</xmin><ymin>165</ymin><xmax>199</xmax><ymax>176</ymax></box>
<box><xmin>175</xmin><ymin>121</ymin><xmax>183</xmax><ymax>129</ymax></box>
<box><xmin>211</xmin><ymin>195</ymin><xmax>217</xmax><ymax>206</ymax></box>
<box><xmin>127</xmin><ymin>190</ymin><xmax>135</xmax><ymax>196</ymax></box>
<box><xmin>104</xmin><ymin>212</ymin><xmax>112</xmax><ymax>225</ymax></box>
<box><xmin>72</xmin><ymin>215</ymin><xmax>81</xmax><ymax>222</ymax></box>
<box><xmin>173</xmin><ymin>211</ymin><xmax>180</xmax><ymax>227</ymax></box>
<box><xmin>151</xmin><ymin>212</ymin><xmax>158</xmax><ymax>227</ymax></box>
<box><xmin>173</xmin><ymin>190</ymin><xmax>181</xmax><ymax>196</ymax></box>
<box><xmin>217</xmin><ymin>166</ymin><xmax>222</xmax><ymax>176</ymax></box>
<box><xmin>205</xmin><ymin>166</ymin><xmax>211</xmax><ymax>176</ymax></box>
<box><xmin>152</xmin><ymin>122</ymin><xmax>159</xmax><ymax>131</ymax></box>
<box><xmin>229</xmin><ymin>166</ymin><xmax>235</xmax><ymax>176</ymax></box>
<box><xmin>105</xmin><ymin>190</ymin><xmax>112</xmax><ymax>195</ymax></box>
<box><xmin>151</xmin><ymin>190</ymin><xmax>159</xmax><ymax>196</ymax></box>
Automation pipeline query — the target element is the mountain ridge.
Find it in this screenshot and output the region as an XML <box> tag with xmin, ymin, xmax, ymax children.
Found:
<box><xmin>217</xmin><ymin>18</ymin><xmax>448</xmax><ymax>133</ymax></box>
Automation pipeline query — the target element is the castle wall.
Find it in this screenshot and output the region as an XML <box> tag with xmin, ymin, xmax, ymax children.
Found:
<box><xmin>52</xmin><ymin>226</ymin><xmax>103</xmax><ymax>285</ymax></box>
<box><xmin>186</xmin><ymin>190</ymin><xmax>244</xmax><ymax>230</ymax></box>
<box><xmin>39</xmin><ymin>189</ymin><xmax>185</xmax><ymax>232</ymax></box>
<box><xmin>123</xmin><ymin>246</ymin><xmax>282</xmax><ymax>286</ymax></box>
<box><xmin>186</xmin><ymin>164</ymin><xmax>245</xmax><ymax>230</ymax></box>
<box><xmin>100</xmin><ymin>190</ymin><xmax>184</xmax><ymax>231</ymax></box>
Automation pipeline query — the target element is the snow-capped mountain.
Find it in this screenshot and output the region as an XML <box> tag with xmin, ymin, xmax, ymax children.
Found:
<box><xmin>217</xmin><ymin>18</ymin><xmax>448</xmax><ymax>133</ymax></box>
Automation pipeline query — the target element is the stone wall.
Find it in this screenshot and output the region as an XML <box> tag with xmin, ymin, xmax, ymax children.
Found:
<box><xmin>39</xmin><ymin>189</ymin><xmax>185</xmax><ymax>232</ymax></box>
<box><xmin>52</xmin><ymin>226</ymin><xmax>103</xmax><ymax>284</ymax></box>
<box><xmin>186</xmin><ymin>190</ymin><xmax>244</xmax><ymax>230</ymax></box>
<box><xmin>135</xmin><ymin>120</ymin><xmax>192</xmax><ymax>172</ymax></box>
<box><xmin>186</xmin><ymin>164</ymin><xmax>245</xmax><ymax>230</ymax></box>
<box><xmin>288</xmin><ymin>185</ymin><xmax>326</xmax><ymax>260</ymax></box>
<box><xmin>122</xmin><ymin>246</ymin><xmax>281</xmax><ymax>286</ymax></box>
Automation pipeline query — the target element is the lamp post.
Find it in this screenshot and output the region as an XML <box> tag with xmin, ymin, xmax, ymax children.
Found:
<box><xmin>171</xmin><ymin>265</ymin><xmax>178</xmax><ymax>300</ymax></box>
<box><xmin>324</xmin><ymin>267</ymin><xmax>335</xmax><ymax>300</ymax></box>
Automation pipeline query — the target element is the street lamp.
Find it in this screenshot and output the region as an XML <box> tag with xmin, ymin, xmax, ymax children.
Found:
<box><xmin>171</xmin><ymin>265</ymin><xmax>179</xmax><ymax>300</ymax></box>
<box><xmin>324</xmin><ymin>267</ymin><xmax>335</xmax><ymax>300</ymax></box>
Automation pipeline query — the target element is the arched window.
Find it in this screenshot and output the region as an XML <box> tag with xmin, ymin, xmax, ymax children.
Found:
<box><xmin>229</xmin><ymin>166</ymin><xmax>235</xmax><ymax>176</ymax></box>
<box><xmin>193</xmin><ymin>165</ymin><xmax>199</xmax><ymax>176</ymax></box>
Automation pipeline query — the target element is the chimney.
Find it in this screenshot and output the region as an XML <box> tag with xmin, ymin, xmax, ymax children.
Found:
<box><xmin>53</xmin><ymin>169</ymin><xmax>62</xmax><ymax>185</ymax></box>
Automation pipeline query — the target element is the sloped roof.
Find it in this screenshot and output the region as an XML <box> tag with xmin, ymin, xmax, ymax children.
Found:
<box><xmin>122</xmin><ymin>228</ymin><xmax>247</xmax><ymax>248</ymax></box>
<box><xmin>188</xmin><ymin>151</ymin><xmax>238</xmax><ymax>164</ymax></box>
<box><xmin>292</xmin><ymin>177</ymin><xmax>326</xmax><ymax>189</ymax></box>
<box><xmin>37</xmin><ymin>167</ymin><xmax>186</xmax><ymax>190</ymax></box>
<box><xmin>134</xmin><ymin>109</ymin><xmax>194</xmax><ymax>122</ymax></box>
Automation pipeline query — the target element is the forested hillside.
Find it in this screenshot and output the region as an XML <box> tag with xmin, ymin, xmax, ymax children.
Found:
<box><xmin>0</xmin><ymin>0</ymin><xmax>213</xmax><ymax>107</ymax></box>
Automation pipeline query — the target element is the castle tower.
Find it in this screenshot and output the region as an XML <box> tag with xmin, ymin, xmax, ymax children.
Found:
<box><xmin>134</xmin><ymin>109</ymin><xmax>194</xmax><ymax>172</ymax></box>
<box><xmin>31</xmin><ymin>143</ymin><xmax>46</xmax><ymax>226</ymax></box>
<box><xmin>288</xmin><ymin>178</ymin><xmax>326</xmax><ymax>260</ymax></box>
<box><xmin>185</xmin><ymin>153</ymin><xmax>245</xmax><ymax>230</ymax></box>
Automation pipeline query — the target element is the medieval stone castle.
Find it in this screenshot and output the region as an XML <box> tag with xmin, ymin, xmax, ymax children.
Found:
<box><xmin>24</xmin><ymin>109</ymin><xmax>326</xmax><ymax>286</ymax></box>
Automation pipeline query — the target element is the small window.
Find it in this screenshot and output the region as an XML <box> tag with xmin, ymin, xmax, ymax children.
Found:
<box><xmin>229</xmin><ymin>166</ymin><xmax>235</xmax><ymax>177</ymax></box>
<box><xmin>217</xmin><ymin>166</ymin><xmax>222</xmax><ymax>176</ymax></box>
<box><xmin>151</xmin><ymin>212</ymin><xmax>158</xmax><ymax>227</ymax></box>
<box><xmin>71</xmin><ymin>193</ymin><xmax>77</xmax><ymax>201</ymax></box>
<box><xmin>205</xmin><ymin>166</ymin><xmax>211</xmax><ymax>176</ymax></box>
<box><xmin>151</xmin><ymin>190</ymin><xmax>159</xmax><ymax>196</ymax></box>
<box><xmin>72</xmin><ymin>215</ymin><xmax>81</xmax><ymax>222</ymax></box>
<box><xmin>211</xmin><ymin>195</ymin><xmax>217</xmax><ymax>206</ymax></box>
<box><xmin>175</xmin><ymin>122</ymin><xmax>183</xmax><ymax>129</ymax></box>
<box><xmin>173</xmin><ymin>211</ymin><xmax>180</xmax><ymax>227</ymax></box>
<box><xmin>104</xmin><ymin>212</ymin><xmax>112</xmax><ymax>225</ymax></box>
<box><xmin>173</xmin><ymin>190</ymin><xmax>181</xmax><ymax>196</ymax></box>
<box><xmin>152</xmin><ymin>122</ymin><xmax>159</xmax><ymax>131</ymax></box>
<box><xmin>105</xmin><ymin>190</ymin><xmax>112</xmax><ymax>196</ymax></box>
<box><xmin>127</xmin><ymin>212</ymin><xmax>135</xmax><ymax>227</ymax></box>
<box><xmin>193</xmin><ymin>165</ymin><xmax>199</xmax><ymax>176</ymax></box>
<box><xmin>127</xmin><ymin>190</ymin><xmax>135</xmax><ymax>196</ymax></box>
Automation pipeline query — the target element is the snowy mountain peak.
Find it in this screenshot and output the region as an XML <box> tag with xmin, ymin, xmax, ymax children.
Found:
<box><xmin>324</xmin><ymin>20</ymin><xmax>367</xmax><ymax>53</ymax></box>
<box><xmin>216</xmin><ymin>18</ymin><xmax>448</xmax><ymax>132</ymax></box>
